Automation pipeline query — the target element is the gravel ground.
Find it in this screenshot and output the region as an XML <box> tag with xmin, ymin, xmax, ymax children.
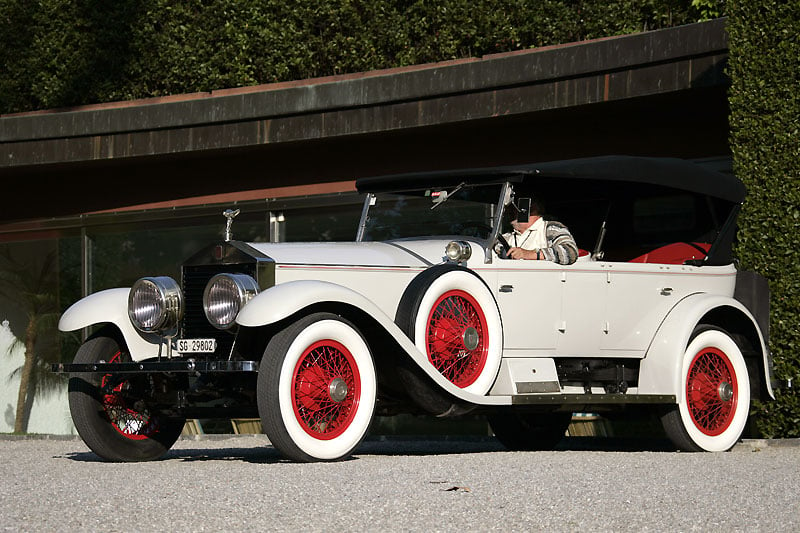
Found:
<box><xmin>1</xmin><ymin>435</ymin><xmax>798</xmax><ymax>532</ymax></box>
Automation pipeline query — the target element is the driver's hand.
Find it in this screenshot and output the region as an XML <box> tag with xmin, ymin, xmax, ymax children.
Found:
<box><xmin>509</xmin><ymin>247</ymin><xmax>536</xmax><ymax>260</ymax></box>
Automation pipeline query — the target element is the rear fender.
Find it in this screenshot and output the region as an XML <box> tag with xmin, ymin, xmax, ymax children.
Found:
<box><xmin>58</xmin><ymin>288</ymin><xmax>166</xmax><ymax>362</ymax></box>
<box><xmin>639</xmin><ymin>293</ymin><xmax>774</xmax><ymax>399</ymax></box>
<box><xmin>236</xmin><ymin>280</ymin><xmax>507</xmax><ymax>406</ymax></box>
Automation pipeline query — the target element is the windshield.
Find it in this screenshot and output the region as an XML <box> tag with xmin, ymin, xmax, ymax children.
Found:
<box><xmin>359</xmin><ymin>183</ymin><xmax>504</xmax><ymax>241</ymax></box>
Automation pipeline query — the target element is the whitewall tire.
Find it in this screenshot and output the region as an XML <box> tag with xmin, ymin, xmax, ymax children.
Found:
<box><xmin>406</xmin><ymin>268</ymin><xmax>502</xmax><ymax>395</ymax></box>
<box><xmin>662</xmin><ymin>327</ymin><xmax>750</xmax><ymax>452</ymax></box>
<box><xmin>258</xmin><ymin>313</ymin><xmax>376</xmax><ymax>462</ymax></box>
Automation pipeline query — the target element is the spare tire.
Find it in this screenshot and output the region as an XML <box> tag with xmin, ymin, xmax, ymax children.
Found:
<box><xmin>396</xmin><ymin>264</ymin><xmax>503</xmax><ymax>395</ymax></box>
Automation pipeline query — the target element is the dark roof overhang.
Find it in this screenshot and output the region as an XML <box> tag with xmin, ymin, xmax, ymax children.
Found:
<box><xmin>0</xmin><ymin>19</ymin><xmax>731</xmax><ymax>224</ymax></box>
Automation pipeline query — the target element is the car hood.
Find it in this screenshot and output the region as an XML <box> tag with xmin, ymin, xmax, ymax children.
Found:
<box><xmin>244</xmin><ymin>240</ymin><xmax>463</xmax><ymax>267</ymax></box>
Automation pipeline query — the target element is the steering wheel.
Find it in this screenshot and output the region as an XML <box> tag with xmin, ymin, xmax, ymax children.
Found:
<box><xmin>495</xmin><ymin>233</ymin><xmax>512</xmax><ymax>259</ymax></box>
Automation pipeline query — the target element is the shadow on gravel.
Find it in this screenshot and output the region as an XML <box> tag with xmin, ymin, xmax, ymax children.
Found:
<box><xmin>57</xmin><ymin>436</ymin><xmax>676</xmax><ymax>463</ymax></box>
<box><xmin>555</xmin><ymin>436</ymin><xmax>677</xmax><ymax>452</ymax></box>
<box><xmin>356</xmin><ymin>436</ymin><xmax>676</xmax><ymax>456</ymax></box>
<box><xmin>164</xmin><ymin>447</ymin><xmax>289</xmax><ymax>463</ymax></box>
<box><xmin>59</xmin><ymin>447</ymin><xmax>291</xmax><ymax>464</ymax></box>
<box><xmin>59</xmin><ymin>446</ymin><xmax>364</xmax><ymax>464</ymax></box>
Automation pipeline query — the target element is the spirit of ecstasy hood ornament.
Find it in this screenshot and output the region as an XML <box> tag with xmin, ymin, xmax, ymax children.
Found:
<box><xmin>223</xmin><ymin>209</ymin><xmax>240</xmax><ymax>241</ymax></box>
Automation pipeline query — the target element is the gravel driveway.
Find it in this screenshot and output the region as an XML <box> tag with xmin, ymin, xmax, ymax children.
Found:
<box><xmin>1</xmin><ymin>435</ymin><xmax>798</xmax><ymax>532</ymax></box>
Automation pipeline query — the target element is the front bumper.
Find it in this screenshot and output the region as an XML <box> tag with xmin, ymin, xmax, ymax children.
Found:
<box><xmin>52</xmin><ymin>360</ymin><xmax>259</xmax><ymax>374</ymax></box>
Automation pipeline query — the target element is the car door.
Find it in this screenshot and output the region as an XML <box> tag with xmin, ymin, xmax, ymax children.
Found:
<box><xmin>493</xmin><ymin>260</ymin><xmax>563</xmax><ymax>351</ymax></box>
<box><xmin>600</xmin><ymin>262</ymin><xmax>684</xmax><ymax>356</ymax></box>
<box><xmin>557</xmin><ymin>263</ymin><xmax>608</xmax><ymax>356</ymax></box>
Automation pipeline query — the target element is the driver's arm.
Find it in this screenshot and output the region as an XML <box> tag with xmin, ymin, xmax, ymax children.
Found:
<box><xmin>539</xmin><ymin>221</ymin><xmax>579</xmax><ymax>265</ymax></box>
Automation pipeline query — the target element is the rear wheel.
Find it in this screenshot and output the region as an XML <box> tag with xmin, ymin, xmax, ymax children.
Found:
<box><xmin>258</xmin><ymin>313</ymin><xmax>376</xmax><ymax>462</ymax></box>
<box><xmin>661</xmin><ymin>327</ymin><xmax>750</xmax><ymax>452</ymax></box>
<box><xmin>68</xmin><ymin>328</ymin><xmax>185</xmax><ymax>462</ymax></box>
<box><xmin>489</xmin><ymin>409</ymin><xmax>571</xmax><ymax>451</ymax></box>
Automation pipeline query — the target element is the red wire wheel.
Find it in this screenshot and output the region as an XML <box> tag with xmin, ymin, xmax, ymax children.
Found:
<box><xmin>100</xmin><ymin>351</ymin><xmax>157</xmax><ymax>441</ymax></box>
<box><xmin>685</xmin><ymin>347</ymin><xmax>738</xmax><ymax>436</ymax></box>
<box><xmin>425</xmin><ymin>289</ymin><xmax>489</xmax><ymax>388</ymax></box>
<box><xmin>291</xmin><ymin>339</ymin><xmax>361</xmax><ymax>440</ymax></box>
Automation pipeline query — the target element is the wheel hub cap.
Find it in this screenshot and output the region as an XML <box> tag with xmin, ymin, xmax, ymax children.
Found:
<box><xmin>718</xmin><ymin>382</ymin><xmax>734</xmax><ymax>402</ymax></box>
<box><xmin>462</xmin><ymin>327</ymin><xmax>479</xmax><ymax>351</ymax></box>
<box><xmin>329</xmin><ymin>377</ymin><xmax>349</xmax><ymax>403</ymax></box>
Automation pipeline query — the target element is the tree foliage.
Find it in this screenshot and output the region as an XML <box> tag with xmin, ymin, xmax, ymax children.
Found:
<box><xmin>728</xmin><ymin>0</ymin><xmax>800</xmax><ymax>437</ymax></box>
<box><xmin>1</xmin><ymin>0</ymin><xmax>712</xmax><ymax>114</ymax></box>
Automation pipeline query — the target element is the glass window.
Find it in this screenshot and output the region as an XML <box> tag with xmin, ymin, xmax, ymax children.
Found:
<box><xmin>282</xmin><ymin>204</ymin><xmax>362</xmax><ymax>242</ymax></box>
<box><xmin>88</xmin><ymin>212</ymin><xmax>269</xmax><ymax>291</ymax></box>
<box><xmin>362</xmin><ymin>184</ymin><xmax>502</xmax><ymax>241</ymax></box>
<box><xmin>0</xmin><ymin>235</ymin><xmax>81</xmax><ymax>434</ymax></box>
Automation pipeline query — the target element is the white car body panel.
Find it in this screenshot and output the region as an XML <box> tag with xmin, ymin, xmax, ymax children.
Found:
<box><xmin>600</xmin><ymin>262</ymin><xmax>737</xmax><ymax>354</ymax></box>
<box><xmin>237</xmin><ymin>240</ymin><xmax>752</xmax><ymax>402</ymax></box>
<box><xmin>58</xmin><ymin>243</ymin><xmax>764</xmax><ymax>403</ymax></box>
<box><xmin>58</xmin><ymin>288</ymin><xmax>167</xmax><ymax>362</ymax></box>
<box><xmin>247</xmin><ymin>241</ymin><xmax>437</xmax><ymax>267</ymax></box>
<box><xmin>253</xmin><ymin>239</ymin><xmax>478</xmax><ymax>324</ymax></box>
<box><xmin>639</xmin><ymin>292</ymin><xmax>774</xmax><ymax>399</ymax></box>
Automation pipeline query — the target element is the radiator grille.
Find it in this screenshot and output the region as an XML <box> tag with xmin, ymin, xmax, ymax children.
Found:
<box><xmin>181</xmin><ymin>263</ymin><xmax>257</xmax><ymax>358</ymax></box>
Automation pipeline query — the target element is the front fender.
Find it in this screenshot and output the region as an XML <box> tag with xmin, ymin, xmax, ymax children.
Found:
<box><xmin>59</xmin><ymin>288</ymin><xmax>166</xmax><ymax>362</ymax></box>
<box><xmin>235</xmin><ymin>280</ymin><xmax>507</xmax><ymax>406</ymax></box>
<box><xmin>639</xmin><ymin>293</ymin><xmax>773</xmax><ymax>399</ymax></box>
<box><xmin>236</xmin><ymin>281</ymin><xmax>388</xmax><ymax>328</ymax></box>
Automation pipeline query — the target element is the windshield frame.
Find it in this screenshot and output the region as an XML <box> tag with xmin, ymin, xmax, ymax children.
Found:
<box><xmin>356</xmin><ymin>182</ymin><xmax>512</xmax><ymax>262</ymax></box>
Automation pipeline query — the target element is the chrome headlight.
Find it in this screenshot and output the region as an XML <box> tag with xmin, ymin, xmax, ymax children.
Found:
<box><xmin>128</xmin><ymin>277</ymin><xmax>183</xmax><ymax>333</ymax></box>
<box><xmin>445</xmin><ymin>240</ymin><xmax>472</xmax><ymax>263</ymax></box>
<box><xmin>203</xmin><ymin>273</ymin><xmax>259</xmax><ymax>330</ymax></box>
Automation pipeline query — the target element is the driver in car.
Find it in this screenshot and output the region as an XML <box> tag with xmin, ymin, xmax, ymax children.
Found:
<box><xmin>500</xmin><ymin>198</ymin><xmax>579</xmax><ymax>265</ymax></box>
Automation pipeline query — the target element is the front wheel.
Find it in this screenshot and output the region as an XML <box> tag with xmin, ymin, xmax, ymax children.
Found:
<box><xmin>258</xmin><ymin>313</ymin><xmax>377</xmax><ymax>462</ymax></box>
<box><xmin>68</xmin><ymin>328</ymin><xmax>185</xmax><ymax>462</ymax></box>
<box><xmin>661</xmin><ymin>327</ymin><xmax>751</xmax><ymax>452</ymax></box>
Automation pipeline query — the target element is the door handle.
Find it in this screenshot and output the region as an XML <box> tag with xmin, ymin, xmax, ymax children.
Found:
<box><xmin>499</xmin><ymin>285</ymin><xmax>513</xmax><ymax>293</ymax></box>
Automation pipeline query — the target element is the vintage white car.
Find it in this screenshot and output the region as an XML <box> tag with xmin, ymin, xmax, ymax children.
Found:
<box><xmin>56</xmin><ymin>156</ymin><xmax>775</xmax><ymax>462</ymax></box>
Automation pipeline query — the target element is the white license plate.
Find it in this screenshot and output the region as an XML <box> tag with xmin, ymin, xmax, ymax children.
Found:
<box><xmin>176</xmin><ymin>338</ymin><xmax>217</xmax><ymax>353</ymax></box>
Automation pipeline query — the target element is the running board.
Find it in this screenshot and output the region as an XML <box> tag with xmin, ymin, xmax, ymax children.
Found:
<box><xmin>52</xmin><ymin>360</ymin><xmax>259</xmax><ymax>374</ymax></box>
<box><xmin>511</xmin><ymin>393</ymin><xmax>675</xmax><ymax>405</ymax></box>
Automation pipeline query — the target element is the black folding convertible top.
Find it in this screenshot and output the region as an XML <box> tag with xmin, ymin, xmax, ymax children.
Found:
<box><xmin>356</xmin><ymin>155</ymin><xmax>746</xmax><ymax>204</ymax></box>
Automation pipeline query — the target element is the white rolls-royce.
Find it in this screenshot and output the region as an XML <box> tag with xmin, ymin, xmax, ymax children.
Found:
<box><xmin>56</xmin><ymin>156</ymin><xmax>775</xmax><ymax>462</ymax></box>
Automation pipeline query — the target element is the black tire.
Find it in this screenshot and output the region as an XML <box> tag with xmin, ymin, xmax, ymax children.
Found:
<box><xmin>68</xmin><ymin>328</ymin><xmax>185</xmax><ymax>462</ymax></box>
<box><xmin>660</xmin><ymin>326</ymin><xmax>751</xmax><ymax>452</ymax></box>
<box><xmin>257</xmin><ymin>313</ymin><xmax>377</xmax><ymax>462</ymax></box>
<box><xmin>489</xmin><ymin>409</ymin><xmax>572</xmax><ymax>451</ymax></box>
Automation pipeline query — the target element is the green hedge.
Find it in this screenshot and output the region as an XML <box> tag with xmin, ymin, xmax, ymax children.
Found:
<box><xmin>728</xmin><ymin>1</ymin><xmax>800</xmax><ymax>437</ymax></box>
<box><xmin>1</xmin><ymin>0</ymin><xmax>711</xmax><ymax>114</ymax></box>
